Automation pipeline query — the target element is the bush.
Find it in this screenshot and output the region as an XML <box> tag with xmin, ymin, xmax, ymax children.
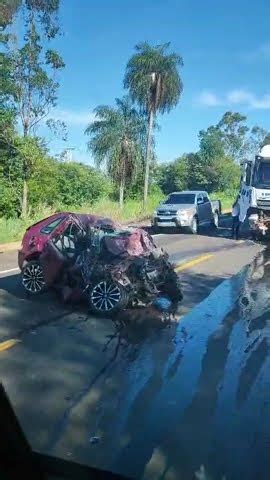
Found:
<box><xmin>0</xmin><ymin>178</ymin><xmax>21</xmax><ymax>217</ymax></box>
<box><xmin>55</xmin><ymin>162</ymin><xmax>112</xmax><ymax>207</ymax></box>
<box><xmin>154</xmin><ymin>156</ymin><xmax>188</xmax><ymax>194</ymax></box>
<box><xmin>1</xmin><ymin>157</ymin><xmax>113</xmax><ymax>218</ymax></box>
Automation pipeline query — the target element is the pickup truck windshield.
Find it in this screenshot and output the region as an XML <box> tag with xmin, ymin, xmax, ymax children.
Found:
<box><xmin>253</xmin><ymin>161</ymin><xmax>270</xmax><ymax>187</ymax></box>
<box><xmin>164</xmin><ymin>194</ymin><xmax>196</xmax><ymax>204</ymax></box>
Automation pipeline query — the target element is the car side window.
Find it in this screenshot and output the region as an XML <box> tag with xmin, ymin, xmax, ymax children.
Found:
<box><xmin>203</xmin><ymin>194</ymin><xmax>209</xmax><ymax>204</ymax></box>
<box><xmin>197</xmin><ymin>195</ymin><xmax>203</xmax><ymax>205</ymax></box>
<box><xmin>54</xmin><ymin>223</ymin><xmax>82</xmax><ymax>257</ymax></box>
<box><xmin>40</xmin><ymin>218</ymin><xmax>63</xmax><ymax>234</ymax></box>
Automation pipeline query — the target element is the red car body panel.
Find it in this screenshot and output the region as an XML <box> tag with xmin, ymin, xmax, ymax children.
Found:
<box><xmin>18</xmin><ymin>212</ymin><xmax>119</xmax><ymax>271</ymax></box>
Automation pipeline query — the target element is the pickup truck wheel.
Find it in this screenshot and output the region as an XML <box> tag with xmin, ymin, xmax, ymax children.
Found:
<box><xmin>22</xmin><ymin>260</ymin><xmax>46</xmax><ymax>295</ymax></box>
<box><xmin>189</xmin><ymin>217</ymin><xmax>198</xmax><ymax>235</ymax></box>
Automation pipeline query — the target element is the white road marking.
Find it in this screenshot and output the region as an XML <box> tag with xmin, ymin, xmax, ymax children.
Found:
<box><xmin>0</xmin><ymin>267</ymin><xmax>20</xmax><ymax>275</ymax></box>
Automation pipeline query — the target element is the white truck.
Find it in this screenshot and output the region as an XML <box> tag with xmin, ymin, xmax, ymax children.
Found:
<box><xmin>239</xmin><ymin>145</ymin><xmax>270</xmax><ymax>238</ymax></box>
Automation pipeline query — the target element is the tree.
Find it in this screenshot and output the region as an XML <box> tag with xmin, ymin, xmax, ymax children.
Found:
<box><xmin>1</xmin><ymin>0</ymin><xmax>64</xmax><ymax>216</ymax></box>
<box><xmin>0</xmin><ymin>1</ymin><xmax>21</xmax><ymax>102</ymax></box>
<box><xmin>185</xmin><ymin>152</ymin><xmax>210</xmax><ymax>190</ymax></box>
<box><xmin>85</xmin><ymin>97</ymin><xmax>146</xmax><ymax>209</ymax></box>
<box><xmin>55</xmin><ymin>162</ymin><xmax>111</xmax><ymax>208</ymax></box>
<box><xmin>217</xmin><ymin>111</ymin><xmax>249</xmax><ymax>162</ymax></box>
<box><xmin>245</xmin><ymin>126</ymin><xmax>268</xmax><ymax>158</ymax></box>
<box><xmin>195</xmin><ymin>126</ymin><xmax>241</xmax><ymax>192</ymax></box>
<box><xmin>124</xmin><ymin>42</ymin><xmax>183</xmax><ymax>207</ymax></box>
<box><xmin>0</xmin><ymin>124</ymin><xmax>48</xmax><ymax>215</ymax></box>
<box><xmin>0</xmin><ymin>0</ymin><xmax>21</xmax><ymax>30</ymax></box>
<box><xmin>262</xmin><ymin>133</ymin><xmax>270</xmax><ymax>147</ymax></box>
<box><xmin>155</xmin><ymin>156</ymin><xmax>188</xmax><ymax>194</ymax></box>
<box><xmin>199</xmin><ymin>126</ymin><xmax>225</xmax><ymax>161</ymax></box>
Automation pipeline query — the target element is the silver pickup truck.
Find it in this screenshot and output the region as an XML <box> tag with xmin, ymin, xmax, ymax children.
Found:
<box><xmin>152</xmin><ymin>190</ymin><xmax>221</xmax><ymax>234</ymax></box>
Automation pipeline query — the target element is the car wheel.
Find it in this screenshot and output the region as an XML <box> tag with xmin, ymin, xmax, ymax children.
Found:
<box><xmin>22</xmin><ymin>260</ymin><xmax>46</xmax><ymax>295</ymax></box>
<box><xmin>189</xmin><ymin>217</ymin><xmax>198</xmax><ymax>234</ymax></box>
<box><xmin>212</xmin><ymin>211</ymin><xmax>219</xmax><ymax>229</ymax></box>
<box><xmin>88</xmin><ymin>279</ymin><xmax>129</xmax><ymax>316</ymax></box>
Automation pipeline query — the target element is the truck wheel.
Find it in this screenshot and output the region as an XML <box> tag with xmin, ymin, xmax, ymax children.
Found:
<box><xmin>189</xmin><ymin>217</ymin><xmax>198</xmax><ymax>235</ymax></box>
<box><xmin>88</xmin><ymin>279</ymin><xmax>129</xmax><ymax>316</ymax></box>
<box><xmin>22</xmin><ymin>260</ymin><xmax>46</xmax><ymax>295</ymax></box>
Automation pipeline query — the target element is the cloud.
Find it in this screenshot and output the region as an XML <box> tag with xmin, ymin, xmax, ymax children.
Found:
<box><xmin>242</xmin><ymin>43</ymin><xmax>270</xmax><ymax>62</ymax></box>
<box><xmin>196</xmin><ymin>89</ymin><xmax>270</xmax><ymax>110</ymax></box>
<box><xmin>51</xmin><ymin>108</ymin><xmax>96</xmax><ymax>126</ymax></box>
<box><xmin>197</xmin><ymin>91</ymin><xmax>221</xmax><ymax>106</ymax></box>
<box><xmin>226</xmin><ymin>89</ymin><xmax>253</xmax><ymax>104</ymax></box>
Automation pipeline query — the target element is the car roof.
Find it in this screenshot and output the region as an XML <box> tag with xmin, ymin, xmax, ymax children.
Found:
<box><xmin>27</xmin><ymin>212</ymin><xmax>119</xmax><ymax>233</ymax></box>
<box><xmin>169</xmin><ymin>191</ymin><xmax>208</xmax><ymax>195</ymax></box>
<box><xmin>26</xmin><ymin>212</ymin><xmax>70</xmax><ymax>231</ymax></box>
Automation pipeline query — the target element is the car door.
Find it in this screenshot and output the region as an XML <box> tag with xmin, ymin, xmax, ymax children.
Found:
<box><xmin>53</xmin><ymin>221</ymin><xmax>83</xmax><ymax>259</ymax></box>
<box><xmin>41</xmin><ymin>220</ymin><xmax>84</xmax><ymax>286</ymax></box>
<box><xmin>203</xmin><ymin>194</ymin><xmax>213</xmax><ymax>223</ymax></box>
<box><xmin>196</xmin><ymin>194</ymin><xmax>205</xmax><ymax>223</ymax></box>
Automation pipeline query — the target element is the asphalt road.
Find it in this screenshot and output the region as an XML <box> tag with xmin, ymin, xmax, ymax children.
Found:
<box><xmin>0</xmin><ymin>217</ymin><xmax>269</xmax><ymax>479</ymax></box>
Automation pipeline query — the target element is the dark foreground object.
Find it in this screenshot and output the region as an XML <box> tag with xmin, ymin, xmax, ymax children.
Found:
<box><xmin>0</xmin><ymin>383</ymin><xmax>129</xmax><ymax>480</ymax></box>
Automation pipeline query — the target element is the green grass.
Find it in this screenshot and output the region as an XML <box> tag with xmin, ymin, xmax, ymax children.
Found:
<box><xmin>0</xmin><ymin>206</ymin><xmax>55</xmax><ymax>244</ymax></box>
<box><xmin>79</xmin><ymin>193</ymin><xmax>163</xmax><ymax>222</ymax></box>
<box><xmin>0</xmin><ymin>193</ymin><xmax>163</xmax><ymax>244</ymax></box>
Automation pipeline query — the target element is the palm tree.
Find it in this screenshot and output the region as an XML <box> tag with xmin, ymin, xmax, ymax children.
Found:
<box><xmin>124</xmin><ymin>42</ymin><xmax>183</xmax><ymax>207</ymax></box>
<box><xmin>85</xmin><ymin>96</ymin><xmax>145</xmax><ymax>209</ymax></box>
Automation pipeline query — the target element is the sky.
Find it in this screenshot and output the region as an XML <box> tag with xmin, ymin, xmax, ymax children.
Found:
<box><xmin>42</xmin><ymin>0</ymin><xmax>270</xmax><ymax>164</ymax></box>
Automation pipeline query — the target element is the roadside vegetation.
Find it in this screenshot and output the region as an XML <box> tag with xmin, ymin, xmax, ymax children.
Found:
<box><xmin>0</xmin><ymin>193</ymin><xmax>163</xmax><ymax>243</ymax></box>
<box><xmin>1</xmin><ymin>1</ymin><xmax>270</xmax><ymax>244</ymax></box>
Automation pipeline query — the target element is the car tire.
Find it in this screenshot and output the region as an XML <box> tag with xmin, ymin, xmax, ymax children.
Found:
<box><xmin>22</xmin><ymin>260</ymin><xmax>47</xmax><ymax>295</ymax></box>
<box><xmin>189</xmin><ymin>216</ymin><xmax>198</xmax><ymax>235</ymax></box>
<box><xmin>88</xmin><ymin>279</ymin><xmax>129</xmax><ymax>316</ymax></box>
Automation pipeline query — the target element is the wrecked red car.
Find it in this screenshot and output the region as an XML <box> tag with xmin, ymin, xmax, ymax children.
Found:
<box><xmin>18</xmin><ymin>212</ymin><xmax>118</xmax><ymax>270</ymax></box>
<box><xmin>19</xmin><ymin>213</ymin><xmax>183</xmax><ymax>315</ymax></box>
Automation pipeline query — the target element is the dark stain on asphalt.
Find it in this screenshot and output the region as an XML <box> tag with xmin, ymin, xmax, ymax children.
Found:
<box><xmin>236</xmin><ymin>337</ymin><xmax>269</xmax><ymax>407</ymax></box>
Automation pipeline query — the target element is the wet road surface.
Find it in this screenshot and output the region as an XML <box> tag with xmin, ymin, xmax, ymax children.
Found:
<box><xmin>0</xmin><ymin>219</ymin><xmax>269</xmax><ymax>479</ymax></box>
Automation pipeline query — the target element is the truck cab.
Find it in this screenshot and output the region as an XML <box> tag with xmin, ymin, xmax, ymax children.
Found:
<box><xmin>240</xmin><ymin>145</ymin><xmax>270</xmax><ymax>235</ymax></box>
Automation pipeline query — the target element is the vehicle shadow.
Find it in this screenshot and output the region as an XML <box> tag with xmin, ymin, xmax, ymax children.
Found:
<box><xmin>143</xmin><ymin>213</ymin><xmax>233</xmax><ymax>239</ymax></box>
<box><xmin>145</xmin><ymin>213</ymin><xmax>256</xmax><ymax>243</ymax></box>
<box><xmin>2</xmin><ymin>258</ymin><xmax>270</xmax><ymax>480</ymax></box>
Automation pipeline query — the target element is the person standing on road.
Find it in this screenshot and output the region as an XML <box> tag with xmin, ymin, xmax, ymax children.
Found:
<box><xmin>232</xmin><ymin>196</ymin><xmax>240</xmax><ymax>240</ymax></box>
